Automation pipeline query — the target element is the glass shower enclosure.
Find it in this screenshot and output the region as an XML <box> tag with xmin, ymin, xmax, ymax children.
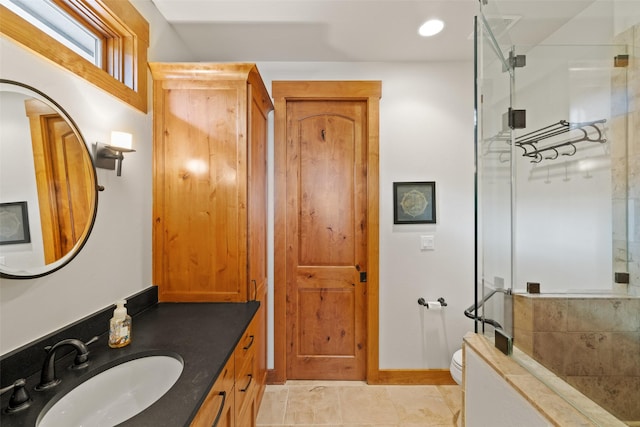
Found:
<box><xmin>474</xmin><ymin>0</ymin><xmax>638</xmax><ymax>424</ymax></box>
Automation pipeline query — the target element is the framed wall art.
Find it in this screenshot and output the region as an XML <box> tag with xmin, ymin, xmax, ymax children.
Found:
<box><xmin>0</xmin><ymin>201</ymin><xmax>31</xmax><ymax>244</ymax></box>
<box><xmin>393</xmin><ymin>181</ymin><xmax>436</xmax><ymax>224</ymax></box>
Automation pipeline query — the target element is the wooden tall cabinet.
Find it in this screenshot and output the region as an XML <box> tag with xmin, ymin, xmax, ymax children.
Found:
<box><xmin>149</xmin><ymin>62</ymin><xmax>272</xmax><ymax>304</ymax></box>
<box><xmin>150</xmin><ymin>63</ymin><xmax>272</xmax><ymax>424</ymax></box>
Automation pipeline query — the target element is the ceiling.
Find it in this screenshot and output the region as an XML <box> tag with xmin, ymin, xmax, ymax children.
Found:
<box><xmin>150</xmin><ymin>0</ymin><xmax>601</xmax><ymax>62</ymax></box>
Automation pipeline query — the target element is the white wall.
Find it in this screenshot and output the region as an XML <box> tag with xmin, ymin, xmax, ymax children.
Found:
<box><xmin>511</xmin><ymin>1</ymin><xmax>623</xmax><ymax>293</ymax></box>
<box><xmin>0</xmin><ymin>91</ymin><xmax>45</xmax><ymax>269</ymax></box>
<box><xmin>0</xmin><ymin>37</ymin><xmax>152</xmax><ymax>353</ymax></box>
<box><xmin>1</xmin><ymin>2</ymin><xmax>476</xmax><ymax>370</ymax></box>
<box><xmin>0</xmin><ymin>0</ymin><xmax>193</xmax><ymax>354</ymax></box>
<box><xmin>513</xmin><ymin>44</ymin><xmax>614</xmax><ymax>293</ymax></box>
<box><xmin>477</xmin><ymin>0</ymin><xmax>631</xmax><ymax>296</ymax></box>
<box><xmin>257</xmin><ymin>62</ymin><xmax>475</xmax><ymax>369</ymax></box>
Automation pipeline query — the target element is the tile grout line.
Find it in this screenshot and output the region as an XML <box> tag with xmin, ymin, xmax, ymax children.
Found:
<box><xmin>281</xmin><ymin>385</ymin><xmax>289</xmax><ymax>426</ymax></box>
<box><xmin>336</xmin><ymin>385</ymin><xmax>344</xmax><ymax>426</ymax></box>
<box><xmin>437</xmin><ymin>385</ymin><xmax>458</xmax><ymax>425</ymax></box>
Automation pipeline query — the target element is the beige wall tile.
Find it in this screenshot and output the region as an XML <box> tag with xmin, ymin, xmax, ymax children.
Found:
<box><xmin>533</xmin><ymin>298</ymin><xmax>567</xmax><ymax>332</ymax></box>
<box><xmin>611</xmin><ymin>331</ymin><xmax>640</xmax><ymax>376</ymax></box>
<box><xmin>612</xmin><ymin>298</ymin><xmax>640</xmax><ymax>331</ymax></box>
<box><xmin>514</xmin><ymin>326</ymin><xmax>534</xmax><ymax>356</ymax></box>
<box><xmin>564</xmin><ymin>332</ymin><xmax>613</xmax><ymax>376</ymax></box>
<box><xmin>533</xmin><ymin>332</ymin><xmax>567</xmax><ymax>375</ymax></box>
<box><xmin>567</xmin><ymin>376</ymin><xmax>640</xmax><ymax>421</ymax></box>
<box><xmin>514</xmin><ymin>294</ymin><xmax>534</xmax><ymax>331</ymax></box>
<box><xmin>541</xmin><ymin>375</ymin><xmax>624</xmax><ymax>426</ymax></box>
<box><xmin>567</xmin><ymin>299</ymin><xmax>620</xmax><ymax>332</ymax></box>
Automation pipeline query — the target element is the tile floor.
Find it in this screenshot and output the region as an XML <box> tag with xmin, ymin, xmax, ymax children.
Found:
<box><xmin>256</xmin><ymin>381</ymin><xmax>462</xmax><ymax>427</ymax></box>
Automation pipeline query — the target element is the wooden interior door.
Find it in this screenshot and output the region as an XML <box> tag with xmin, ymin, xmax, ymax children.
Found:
<box><xmin>48</xmin><ymin>118</ymin><xmax>92</xmax><ymax>253</ymax></box>
<box><xmin>26</xmin><ymin>99</ymin><xmax>93</xmax><ymax>263</ymax></box>
<box><xmin>285</xmin><ymin>100</ymin><xmax>368</xmax><ymax>380</ymax></box>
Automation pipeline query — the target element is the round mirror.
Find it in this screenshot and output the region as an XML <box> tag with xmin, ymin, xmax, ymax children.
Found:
<box><xmin>0</xmin><ymin>79</ymin><xmax>98</xmax><ymax>279</ymax></box>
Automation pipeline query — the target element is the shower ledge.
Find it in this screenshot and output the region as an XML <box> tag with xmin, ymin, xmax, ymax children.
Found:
<box><xmin>463</xmin><ymin>333</ymin><xmax>626</xmax><ymax>427</ymax></box>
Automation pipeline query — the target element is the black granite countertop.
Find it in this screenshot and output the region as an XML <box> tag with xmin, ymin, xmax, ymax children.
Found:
<box><xmin>0</xmin><ymin>301</ymin><xmax>259</xmax><ymax>427</ymax></box>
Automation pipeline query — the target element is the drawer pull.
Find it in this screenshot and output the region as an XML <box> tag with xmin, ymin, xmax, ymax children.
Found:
<box><xmin>243</xmin><ymin>335</ymin><xmax>255</xmax><ymax>350</ymax></box>
<box><xmin>212</xmin><ymin>391</ymin><xmax>226</xmax><ymax>427</ymax></box>
<box><xmin>239</xmin><ymin>374</ymin><xmax>253</xmax><ymax>392</ymax></box>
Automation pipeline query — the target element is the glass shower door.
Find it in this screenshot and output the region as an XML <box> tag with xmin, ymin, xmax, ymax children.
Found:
<box><xmin>473</xmin><ymin>0</ymin><xmax>636</xmax><ymax>422</ymax></box>
<box><xmin>473</xmin><ymin>5</ymin><xmax>516</xmax><ymax>339</ymax></box>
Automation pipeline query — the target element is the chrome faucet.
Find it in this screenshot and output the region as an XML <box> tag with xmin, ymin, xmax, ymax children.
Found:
<box><xmin>35</xmin><ymin>336</ymin><xmax>98</xmax><ymax>391</ymax></box>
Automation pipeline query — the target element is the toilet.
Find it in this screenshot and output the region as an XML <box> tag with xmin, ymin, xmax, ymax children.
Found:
<box><xmin>450</xmin><ymin>349</ymin><xmax>463</xmax><ymax>385</ymax></box>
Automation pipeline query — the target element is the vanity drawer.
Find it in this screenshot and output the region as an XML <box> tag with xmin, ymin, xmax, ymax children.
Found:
<box><xmin>235</xmin><ymin>315</ymin><xmax>257</xmax><ymax>416</ymax></box>
<box><xmin>236</xmin><ymin>315</ymin><xmax>257</xmax><ymax>362</ymax></box>
<box><xmin>190</xmin><ymin>356</ymin><xmax>235</xmax><ymax>427</ymax></box>
<box><xmin>235</xmin><ymin>349</ymin><xmax>255</xmax><ymax>416</ymax></box>
<box><xmin>237</xmin><ymin>392</ymin><xmax>258</xmax><ymax>427</ymax></box>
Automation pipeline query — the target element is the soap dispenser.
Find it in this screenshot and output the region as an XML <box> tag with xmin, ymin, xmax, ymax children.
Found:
<box><xmin>109</xmin><ymin>300</ymin><xmax>132</xmax><ymax>348</ymax></box>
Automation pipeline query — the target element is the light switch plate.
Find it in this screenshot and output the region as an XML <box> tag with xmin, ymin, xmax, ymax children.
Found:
<box><xmin>420</xmin><ymin>235</ymin><xmax>434</xmax><ymax>250</ymax></box>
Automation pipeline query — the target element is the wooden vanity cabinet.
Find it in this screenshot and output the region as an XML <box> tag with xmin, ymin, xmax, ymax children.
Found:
<box><xmin>149</xmin><ymin>63</ymin><xmax>273</xmax><ymax>303</ymax></box>
<box><xmin>191</xmin><ymin>312</ymin><xmax>264</xmax><ymax>427</ymax></box>
<box><xmin>190</xmin><ymin>312</ymin><xmax>264</xmax><ymax>427</ymax></box>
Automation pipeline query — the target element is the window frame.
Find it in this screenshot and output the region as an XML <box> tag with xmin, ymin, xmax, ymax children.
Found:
<box><xmin>0</xmin><ymin>0</ymin><xmax>149</xmax><ymax>112</ymax></box>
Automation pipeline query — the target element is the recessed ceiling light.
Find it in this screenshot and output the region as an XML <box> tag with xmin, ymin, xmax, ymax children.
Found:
<box><xmin>419</xmin><ymin>19</ymin><xmax>445</xmax><ymax>37</ymax></box>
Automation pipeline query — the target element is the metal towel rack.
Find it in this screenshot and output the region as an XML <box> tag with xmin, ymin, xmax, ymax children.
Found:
<box><xmin>515</xmin><ymin>119</ymin><xmax>607</xmax><ymax>163</ymax></box>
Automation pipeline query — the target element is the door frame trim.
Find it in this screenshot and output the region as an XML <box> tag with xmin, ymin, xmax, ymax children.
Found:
<box><xmin>272</xmin><ymin>81</ymin><xmax>382</xmax><ymax>384</ymax></box>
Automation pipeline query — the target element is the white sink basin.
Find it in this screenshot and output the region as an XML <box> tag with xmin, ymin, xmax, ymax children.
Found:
<box><xmin>37</xmin><ymin>355</ymin><xmax>183</xmax><ymax>427</ymax></box>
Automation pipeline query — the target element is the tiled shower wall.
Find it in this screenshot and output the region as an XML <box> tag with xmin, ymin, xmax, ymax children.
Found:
<box><xmin>612</xmin><ymin>24</ymin><xmax>640</xmax><ymax>296</ymax></box>
<box><xmin>513</xmin><ymin>294</ymin><xmax>640</xmax><ymax>423</ymax></box>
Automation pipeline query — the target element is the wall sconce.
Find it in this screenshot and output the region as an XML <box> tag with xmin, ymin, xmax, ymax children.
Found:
<box><xmin>94</xmin><ymin>131</ymin><xmax>135</xmax><ymax>176</ymax></box>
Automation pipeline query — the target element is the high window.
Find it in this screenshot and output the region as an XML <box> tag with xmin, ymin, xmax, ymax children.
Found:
<box><xmin>0</xmin><ymin>0</ymin><xmax>149</xmax><ymax>112</ymax></box>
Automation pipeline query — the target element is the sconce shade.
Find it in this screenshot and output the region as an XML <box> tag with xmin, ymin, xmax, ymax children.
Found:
<box><xmin>110</xmin><ymin>131</ymin><xmax>133</xmax><ymax>151</ymax></box>
<box><xmin>94</xmin><ymin>131</ymin><xmax>136</xmax><ymax>177</ymax></box>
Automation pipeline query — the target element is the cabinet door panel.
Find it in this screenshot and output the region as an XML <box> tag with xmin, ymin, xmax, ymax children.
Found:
<box><xmin>237</xmin><ymin>397</ymin><xmax>257</xmax><ymax>427</ymax></box>
<box><xmin>154</xmin><ymin>82</ymin><xmax>248</xmax><ymax>302</ymax></box>
<box><xmin>248</xmin><ymin>86</ymin><xmax>269</xmax><ymax>301</ymax></box>
<box><xmin>254</xmin><ymin>291</ymin><xmax>268</xmax><ymax>406</ymax></box>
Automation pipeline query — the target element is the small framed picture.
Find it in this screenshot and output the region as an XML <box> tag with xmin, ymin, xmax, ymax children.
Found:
<box><xmin>393</xmin><ymin>181</ymin><xmax>436</xmax><ymax>224</ymax></box>
<box><xmin>0</xmin><ymin>201</ymin><xmax>31</xmax><ymax>245</ymax></box>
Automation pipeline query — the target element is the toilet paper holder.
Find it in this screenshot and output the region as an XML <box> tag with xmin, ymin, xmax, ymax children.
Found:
<box><xmin>417</xmin><ymin>297</ymin><xmax>447</xmax><ymax>308</ymax></box>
